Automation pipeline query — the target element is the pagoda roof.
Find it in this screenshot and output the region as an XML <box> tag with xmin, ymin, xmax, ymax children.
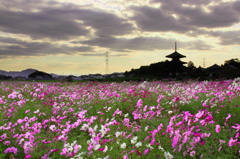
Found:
<box><xmin>166</xmin><ymin>51</ymin><xmax>186</xmax><ymax>58</ymax></box>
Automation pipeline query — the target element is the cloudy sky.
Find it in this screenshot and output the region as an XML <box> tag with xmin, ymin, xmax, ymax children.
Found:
<box><xmin>0</xmin><ymin>0</ymin><xmax>240</xmax><ymax>75</ymax></box>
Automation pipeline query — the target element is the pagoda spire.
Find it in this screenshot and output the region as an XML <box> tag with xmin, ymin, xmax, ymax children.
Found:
<box><xmin>175</xmin><ymin>42</ymin><xmax>177</xmax><ymax>52</ymax></box>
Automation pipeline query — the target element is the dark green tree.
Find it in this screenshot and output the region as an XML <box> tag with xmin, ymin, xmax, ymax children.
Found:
<box><xmin>224</xmin><ymin>58</ymin><xmax>240</xmax><ymax>68</ymax></box>
<box><xmin>187</xmin><ymin>61</ymin><xmax>196</xmax><ymax>69</ymax></box>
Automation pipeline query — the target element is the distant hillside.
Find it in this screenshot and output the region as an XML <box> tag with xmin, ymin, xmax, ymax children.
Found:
<box><xmin>0</xmin><ymin>69</ymin><xmax>62</xmax><ymax>78</ymax></box>
<box><xmin>0</xmin><ymin>69</ymin><xmax>37</xmax><ymax>77</ymax></box>
<box><xmin>50</xmin><ymin>73</ymin><xmax>60</xmax><ymax>78</ymax></box>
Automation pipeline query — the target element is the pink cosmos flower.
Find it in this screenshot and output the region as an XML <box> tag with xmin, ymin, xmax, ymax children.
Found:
<box><xmin>190</xmin><ymin>151</ymin><xmax>196</xmax><ymax>156</ymax></box>
<box><xmin>41</xmin><ymin>154</ymin><xmax>49</xmax><ymax>159</ymax></box>
<box><xmin>225</xmin><ymin>114</ymin><xmax>231</xmax><ymax>120</ymax></box>
<box><xmin>228</xmin><ymin>137</ymin><xmax>237</xmax><ymax>147</ymax></box>
<box><xmin>193</xmin><ymin>133</ymin><xmax>201</xmax><ymax>137</ymax></box>
<box><xmin>144</xmin><ymin>148</ymin><xmax>150</xmax><ymax>154</ymax></box>
<box><xmin>49</xmin><ymin>125</ymin><xmax>56</xmax><ymax>131</ymax></box>
<box><xmin>25</xmin><ymin>155</ymin><xmax>31</xmax><ymax>158</ymax></box>
<box><xmin>113</xmin><ymin>108</ymin><xmax>120</xmax><ymax>116</ymax></box>
<box><xmin>1</xmin><ymin>133</ymin><xmax>7</xmax><ymax>140</ymax></box>
<box><xmin>219</xmin><ymin>139</ymin><xmax>226</xmax><ymax>145</ymax></box>
<box><xmin>175</xmin><ymin>121</ymin><xmax>184</xmax><ymax>126</ymax></box>
<box><xmin>205</xmin><ymin>114</ymin><xmax>213</xmax><ymax>121</ymax></box>
<box><xmin>98</xmin><ymin>148</ymin><xmax>105</xmax><ymax>151</ymax></box>
<box><xmin>50</xmin><ymin>149</ymin><xmax>59</xmax><ymax>153</ymax></box>
<box><xmin>4</xmin><ymin>141</ymin><xmax>10</xmax><ymax>146</ymax></box>
<box><xmin>235</xmin><ymin>133</ymin><xmax>239</xmax><ymax>139</ymax></box>
<box><xmin>74</xmin><ymin>144</ymin><xmax>80</xmax><ymax>154</ymax></box>
<box><xmin>157</xmin><ymin>95</ymin><xmax>164</xmax><ymax>103</ymax></box>
<box><xmin>60</xmin><ymin>148</ymin><xmax>68</xmax><ymax>155</ymax></box>
<box><xmin>18</xmin><ymin>94</ymin><xmax>23</xmax><ymax>99</ymax></box>
<box><xmin>4</xmin><ymin>147</ymin><xmax>18</xmax><ymax>155</ymax></box>
<box><xmin>136</xmin><ymin>99</ymin><xmax>143</xmax><ymax>108</ymax></box>
<box><xmin>172</xmin><ymin>134</ymin><xmax>181</xmax><ymax>148</ymax></box>
<box><xmin>8</xmin><ymin>92</ymin><xmax>17</xmax><ymax>99</ymax></box>
<box><xmin>215</xmin><ymin>125</ymin><xmax>221</xmax><ymax>133</ymax></box>
<box><xmin>196</xmin><ymin>110</ymin><xmax>205</xmax><ymax>118</ymax></box>
<box><xmin>200</xmin><ymin>140</ymin><xmax>205</xmax><ymax>145</ymax></box>
<box><xmin>129</xmin><ymin>150</ymin><xmax>135</xmax><ymax>154</ymax></box>
<box><xmin>201</xmin><ymin>133</ymin><xmax>211</xmax><ymax>138</ymax></box>
<box><xmin>232</xmin><ymin>124</ymin><xmax>240</xmax><ymax>132</ymax></box>
<box><xmin>33</xmin><ymin>109</ymin><xmax>39</xmax><ymax>114</ymax></box>
<box><xmin>218</xmin><ymin>146</ymin><xmax>222</xmax><ymax>151</ymax></box>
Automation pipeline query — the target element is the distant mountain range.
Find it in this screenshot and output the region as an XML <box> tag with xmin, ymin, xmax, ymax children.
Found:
<box><xmin>0</xmin><ymin>69</ymin><xmax>60</xmax><ymax>78</ymax></box>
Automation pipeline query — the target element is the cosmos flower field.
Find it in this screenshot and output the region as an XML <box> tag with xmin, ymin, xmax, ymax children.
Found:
<box><xmin>0</xmin><ymin>79</ymin><xmax>240</xmax><ymax>159</ymax></box>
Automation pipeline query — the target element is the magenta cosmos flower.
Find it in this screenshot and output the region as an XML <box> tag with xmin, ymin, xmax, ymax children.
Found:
<box><xmin>215</xmin><ymin>125</ymin><xmax>221</xmax><ymax>133</ymax></box>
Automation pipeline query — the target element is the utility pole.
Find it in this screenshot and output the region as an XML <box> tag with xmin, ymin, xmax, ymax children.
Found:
<box><xmin>106</xmin><ymin>51</ymin><xmax>109</xmax><ymax>74</ymax></box>
<box><xmin>203</xmin><ymin>57</ymin><xmax>206</xmax><ymax>68</ymax></box>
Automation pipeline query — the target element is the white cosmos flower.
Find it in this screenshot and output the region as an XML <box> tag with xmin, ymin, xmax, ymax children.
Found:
<box><xmin>120</xmin><ymin>143</ymin><xmax>127</xmax><ymax>149</ymax></box>
<box><xmin>135</xmin><ymin>142</ymin><xmax>142</xmax><ymax>147</ymax></box>
<box><xmin>164</xmin><ymin>151</ymin><xmax>174</xmax><ymax>159</ymax></box>
<box><xmin>168</xmin><ymin>111</ymin><xmax>173</xmax><ymax>114</ymax></box>
<box><xmin>131</xmin><ymin>136</ymin><xmax>138</xmax><ymax>144</ymax></box>
<box><xmin>146</xmin><ymin>144</ymin><xmax>154</xmax><ymax>150</ymax></box>
<box><xmin>99</xmin><ymin>155</ymin><xmax>110</xmax><ymax>159</ymax></box>
<box><xmin>94</xmin><ymin>125</ymin><xmax>98</xmax><ymax>131</ymax></box>
<box><xmin>115</xmin><ymin>131</ymin><xmax>122</xmax><ymax>137</ymax></box>
<box><xmin>87</xmin><ymin>140</ymin><xmax>91</xmax><ymax>144</ymax></box>
<box><xmin>116</xmin><ymin>139</ymin><xmax>120</xmax><ymax>144</ymax></box>
<box><xmin>81</xmin><ymin>124</ymin><xmax>89</xmax><ymax>131</ymax></box>
<box><xmin>104</xmin><ymin>155</ymin><xmax>110</xmax><ymax>159</ymax></box>
<box><xmin>103</xmin><ymin>145</ymin><xmax>108</xmax><ymax>153</ymax></box>
<box><xmin>145</xmin><ymin>126</ymin><xmax>149</xmax><ymax>131</ymax></box>
<box><xmin>94</xmin><ymin>144</ymin><xmax>101</xmax><ymax>150</ymax></box>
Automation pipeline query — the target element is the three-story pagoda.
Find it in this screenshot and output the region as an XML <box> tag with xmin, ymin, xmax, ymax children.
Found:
<box><xmin>165</xmin><ymin>42</ymin><xmax>187</xmax><ymax>74</ymax></box>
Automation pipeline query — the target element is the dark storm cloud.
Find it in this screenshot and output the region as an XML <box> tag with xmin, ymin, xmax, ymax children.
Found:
<box><xmin>39</xmin><ymin>7</ymin><xmax>135</xmax><ymax>36</ymax></box>
<box><xmin>77</xmin><ymin>9</ymin><xmax>134</xmax><ymax>36</ymax></box>
<box><xmin>79</xmin><ymin>36</ymin><xmax>214</xmax><ymax>51</ymax></box>
<box><xmin>0</xmin><ymin>36</ymin><xmax>93</xmax><ymax>58</ymax></box>
<box><xmin>0</xmin><ymin>0</ymin><xmax>59</xmax><ymax>11</ymax></box>
<box><xmin>208</xmin><ymin>30</ymin><xmax>240</xmax><ymax>45</ymax></box>
<box><xmin>129</xmin><ymin>6</ymin><xmax>191</xmax><ymax>33</ymax></box>
<box><xmin>0</xmin><ymin>1</ymin><xmax>135</xmax><ymax>40</ymax></box>
<box><xmin>175</xmin><ymin>2</ymin><xmax>239</xmax><ymax>28</ymax></box>
<box><xmin>80</xmin><ymin>52</ymin><xmax>128</xmax><ymax>57</ymax></box>
<box><xmin>186</xmin><ymin>29</ymin><xmax>240</xmax><ymax>45</ymax></box>
<box><xmin>0</xmin><ymin>9</ymin><xmax>90</xmax><ymax>40</ymax></box>
<box><xmin>80</xmin><ymin>53</ymin><xmax>106</xmax><ymax>56</ymax></box>
<box><xmin>233</xmin><ymin>0</ymin><xmax>240</xmax><ymax>12</ymax></box>
<box><xmin>183</xmin><ymin>40</ymin><xmax>215</xmax><ymax>50</ymax></box>
<box><xmin>0</xmin><ymin>0</ymin><xmax>135</xmax><ymax>58</ymax></box>
<box><xmin>151</xmin><ymin>0</ymin><xmax>220</xmax><ymax>6</ymax></box>
<box><xmin>143</xmin><ymin>0</ymin><xmax>240</xmax><ymax>30</ymax></box>
<box><xmin>0</xmin><ymin>36</ymin><xmax>26</xmax><ymax>45</ymax></box>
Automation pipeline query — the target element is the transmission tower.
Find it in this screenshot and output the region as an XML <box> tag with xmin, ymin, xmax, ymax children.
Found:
<box><xmin>203</xmin><ymin>57</ymin><xmax>206</xmax><ymax>68</ymax></box>
<box><xmin>105</xmin><ymin>51</ymin><xmax>109</xmax><ymax>74</ymax></box>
